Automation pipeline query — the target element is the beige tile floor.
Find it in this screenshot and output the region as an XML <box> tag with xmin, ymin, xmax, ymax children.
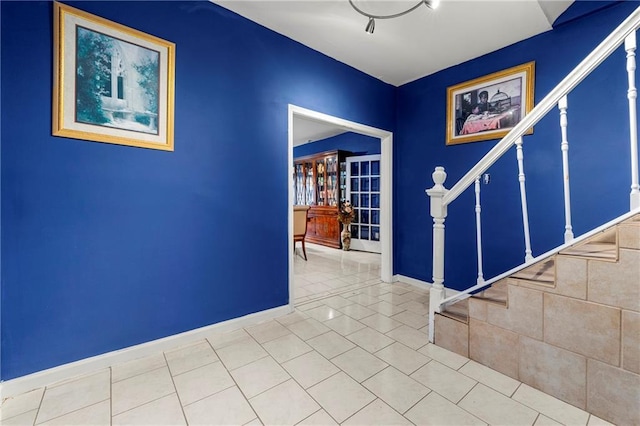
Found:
<box><xmin>1</xmin><ymin>243</ymin><xmax>613</xmax><ymax>425</ymax></box>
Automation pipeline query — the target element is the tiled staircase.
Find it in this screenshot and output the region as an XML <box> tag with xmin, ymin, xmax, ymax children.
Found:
<box><xmin>433</xmin><ymin>214</ymin><xmax>640</xmax><ymax>425</ymax></box>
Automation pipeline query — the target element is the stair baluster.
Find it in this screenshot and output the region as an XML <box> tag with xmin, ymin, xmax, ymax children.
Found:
<box><xmin>475</xmin><ymin>176</ymin><xmax>484</xmax><ymax>285</ymax></box>
<box><xmin>625</xmin><ymin>32</ymin><xmax>640</xmax><ymax>209</ymax></box>
<box><xmin>559</xmin><ymin>95</ymin><xmax>574</xmax><ymax>243</ymax></box>
<box><xmin>515</xmin><ymin>137</ymin><xmax>534</xmax><ymax>262</ymax></box>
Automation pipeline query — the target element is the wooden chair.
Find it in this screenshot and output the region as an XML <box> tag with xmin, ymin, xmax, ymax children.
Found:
<box><xmin>293</xmin><ymin>205</ymin><xmax>311</xmax><ymax>260</ymax></box>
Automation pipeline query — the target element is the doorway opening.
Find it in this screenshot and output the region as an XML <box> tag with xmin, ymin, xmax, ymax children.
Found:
<box><xmin>288</xmin><ymin>105</ymin><xmax>393</xmax><ymax>309</ymax></box>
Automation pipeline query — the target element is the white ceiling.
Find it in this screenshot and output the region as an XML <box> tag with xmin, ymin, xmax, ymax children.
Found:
<box><xmin>212</xmin><ymin>0</ymin><xmax>574</xmax><ymax>145</ymax></box>
<box><xmin>213</xmin><ymin>0</ymin><xmax>572</xmax><ymax>86</ymax></box>
<box><xmin>293</xmin><ymin>116</ymin><xmax>348</xmax><ymax>146</ymax></box>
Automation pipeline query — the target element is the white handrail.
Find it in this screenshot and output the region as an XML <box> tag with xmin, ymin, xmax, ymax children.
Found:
<box><xmin>442</xmin><ymin>6</ymin><xmax>640</xmax><ymax>208</ymax></box>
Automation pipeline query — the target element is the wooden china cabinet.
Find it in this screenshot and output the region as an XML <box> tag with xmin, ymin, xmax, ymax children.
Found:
<box><xmin>293</xmin><ymin>150</ymin><xmax>351</xmax><ymax>249</ymax></box>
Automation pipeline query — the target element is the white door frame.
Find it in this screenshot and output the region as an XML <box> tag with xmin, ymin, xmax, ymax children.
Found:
<box><xmin>288</xmin><ymin>104</ymin><xmax>393</xmax><ymax>308</ymax></box>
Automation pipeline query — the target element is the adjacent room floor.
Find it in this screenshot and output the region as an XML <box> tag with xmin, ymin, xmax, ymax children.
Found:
<box><xmin>1</xmin><ymin>243</ymin><xmax>608</xmax><ymax>425</ymax></box>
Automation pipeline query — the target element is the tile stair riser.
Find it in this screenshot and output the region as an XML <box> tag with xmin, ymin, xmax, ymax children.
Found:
<box><xmin>437</xmin><ymin>311</ymin><xmax>469</xmax><ymax>324</ymax></box>
<box><xmin>618</xmin><ymin>222</ymin><xmax>640</xmax><ymax>249</ymax></box>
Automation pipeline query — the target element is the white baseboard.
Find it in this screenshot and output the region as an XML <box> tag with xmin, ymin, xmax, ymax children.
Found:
<box><xmin>0</xmin><ymin>304</ymin><xmax>292</xmax><ymax>400</ymax></box>
<box><xmin>393</xmin><ymin>274</ymin><xmax>460</xmax><ymax>298</ymax></box>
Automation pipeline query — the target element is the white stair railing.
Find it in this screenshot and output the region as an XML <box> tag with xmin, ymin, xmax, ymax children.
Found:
<box><xmin>427</xmin><ymin>6</ymin><xmax>640</xmax><ymax>343</ymax></box>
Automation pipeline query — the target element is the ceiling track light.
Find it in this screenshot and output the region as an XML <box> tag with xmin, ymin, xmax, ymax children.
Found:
<box><xmin>365</xmin><ymin>17</ymin><xmax>375</xmax><ymax>34</ymax></box>
<box><xmin>349</xmin><ymin>0</ymin><xmax>439</xmax><ymax>34</ymax></box>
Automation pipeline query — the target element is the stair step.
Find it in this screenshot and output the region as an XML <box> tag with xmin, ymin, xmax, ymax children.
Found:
<box><xmin>439</xmin><ymin>281</ymin><xmax>508</xmax><ymax>324</ymax></box>
<box><xmin>627</xmin><ymin>213</ymin><xmax>640</xmax><ymax>224</ymax></box>
<box><xmin>439</xmin><ymin>298</ymin><xmax>469</xmax><ymax>323</ymax></box>
<box><xmin>473</xmin><ymin>280</ymin><xmax>508</xmax><ymax>305</ymax></box>
<box><xmin>560</xmin><ymin>228</ymin><xmax>617</xmax><ymax>261</ymax></box>
<box><xmin>560</xmin><ymin>242</ymin><xmax>617</xmax><ymax>259</ymax></box>
<box><xmin>511</xmin><ymin>258</ymin><xmax>555</xmax><ymax>285</ymax></box>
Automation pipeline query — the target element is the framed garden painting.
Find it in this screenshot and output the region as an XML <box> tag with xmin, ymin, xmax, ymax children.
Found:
<box><xmin>446</xmin><ymin>61</ymin><xmax>535</xmax><ymax>145</ymax></box>
<box><xmin>53</xmin><ymin>2</ymin><xmax>176</xmax><ymax>151</ymax></box>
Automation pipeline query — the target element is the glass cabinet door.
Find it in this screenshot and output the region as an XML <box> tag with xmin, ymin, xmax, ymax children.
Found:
<box><xmin>294</xmin><ymin>163</ymin><xmax>305</xmax><ymax>205</ymax></box>
<box><xmin>304</xmin><ymin>161</ymin><xmax>315</xmax><ymax>205</ymax></box>
<box><xmin>326</xmin><ymin>155</ymin><xmax>338</xmax><ymax>206</ymax></box>
<box><xmin>295</xmin><ymin>151</ymin><xmax>346</xmax><ymax>208</ymax></box>
<box><xmin>316</xmin><ymin>159</ymin><xmax>326</xmax><ymax>205</ymax></box>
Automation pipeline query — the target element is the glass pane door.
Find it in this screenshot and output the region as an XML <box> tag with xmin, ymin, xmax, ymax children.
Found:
<box><xmin>346</xmin><ymin>154</ymin><xmax>381</xmax><ymax>253</ymax></box>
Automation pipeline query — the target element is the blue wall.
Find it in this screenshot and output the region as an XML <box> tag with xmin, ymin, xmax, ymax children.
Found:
<box><xmin>394</xmin><ymin>1</ymin><xmax>638</xmax><ymax>287</ymax></box>
<box><xmin>0</xmin><ymin>0</ymin><xmax>395</xmax><ymax>380</ymax></box>
<box><xmin>2</xmin><ymin>0</ymin><xmax>637</xmax><ymax>381</ymax></box>
<box><xmin>294</xmin><ymin>132</ymin><xmax>381</xmax><ymax>158</ymax></box>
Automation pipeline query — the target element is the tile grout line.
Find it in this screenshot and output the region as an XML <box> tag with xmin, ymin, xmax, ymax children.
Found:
<box><xmin>35</xmin><ymin>385</ymin><xmax>46</xmax><ymax>426</ymax></box>
<box><xmin>112</xmin><ymin>364</ymin><xmax>166</xmax><ymax>385</ymax></box>
<box><xmin>161</xmin><ymin>351</ymin><xmax>189</xmax><ymax>426</ymax></box>
<box><xmin>450</xmin><ymin>382</ymin><xmax>490</xmax><ymax>424</ymax></box>
<box><xmin>36</xmin><ymin>398</ymin><xmax>111</xmax><ymax>425</ymax></box>
<box><xmin>114</xmin><ymin>392</ymin><xmax>183</xmax><ymax>420</ymax></box>
<box><xmin>110</xmin><ymin>363</ymin><xmax>181</xmax><ymax>421</ymax></box>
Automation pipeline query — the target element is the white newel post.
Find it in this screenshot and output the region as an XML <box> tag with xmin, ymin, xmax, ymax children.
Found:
<box><xmin>559</xmin><ymin>96</ymin><xmax>574</xmax><ymax>242</ymax></box>
<box><xmin>515</xmin><ymin>137</ymin><xmax>534</xmax><ymax>262</ymax></box>
<box><xmin>426</xmin><ymin>167</ymin><xmax>448</xmax><ymax>343</ymax></box>
<box><xmin>474</xmin><ymin>176</ymin><xmax>484</xmax><ymax>285</ymax></box>
<box><xmin>626</xmin><ymin>32</ymin><xmax>640</xmax><ymax>210</ymax></box>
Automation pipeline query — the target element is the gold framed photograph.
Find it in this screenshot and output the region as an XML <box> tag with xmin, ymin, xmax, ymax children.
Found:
<box><xmin>53</xmin><ymin>2</ymin><xmax>176</xmax><ymax>151</ymax></box>
<box><xmin>446</xmin><ymin>61</ymin><xmax>535</xmax><ymax>145</ymax></box>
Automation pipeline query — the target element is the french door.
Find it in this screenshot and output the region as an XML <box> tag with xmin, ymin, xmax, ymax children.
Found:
<box><xmin>346</xmin><ymin>155</ymin><xmax>381</xmax><ymax>253</ymax></box>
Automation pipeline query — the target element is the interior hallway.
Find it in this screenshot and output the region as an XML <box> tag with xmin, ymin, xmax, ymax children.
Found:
<box><xmin>1</xmin><ymin>243</ymin><xmax>611</xmax><ymax>425</ymax></box>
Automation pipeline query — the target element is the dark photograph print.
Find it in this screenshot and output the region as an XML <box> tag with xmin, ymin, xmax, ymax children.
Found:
<box><xmin>446</xmin><ymin>62</ymin><xmax>535</xmax><ymax>145</ymax></box>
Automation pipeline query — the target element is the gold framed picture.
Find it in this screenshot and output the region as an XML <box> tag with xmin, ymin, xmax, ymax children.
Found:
<box><xmin>446</xmin><ymin>61</ymin><xmax>535</xmax><ymax>145</ymax></box>
<box><xmin>53</xmin><ymin>2</ymin><xmax>176</xmax><ymax>151</ymax></box>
